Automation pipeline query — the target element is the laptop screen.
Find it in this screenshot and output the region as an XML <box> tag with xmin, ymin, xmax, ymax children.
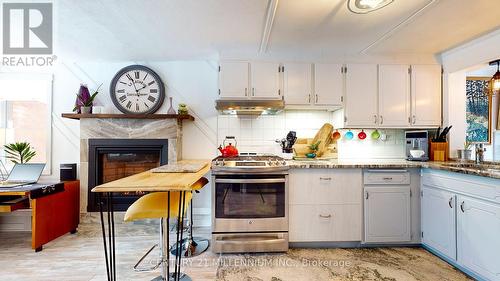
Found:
<box><xmin>7</xmin><ymin>163</ymin><xmax>45</xmax><ymax>182</ymax></box>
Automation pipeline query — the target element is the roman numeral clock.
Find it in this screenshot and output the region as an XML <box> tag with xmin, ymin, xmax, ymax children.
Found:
<box><xmin>110</xmin><ymin>65</ymin><xmax>165</xmax><ymax>114</ymax></box>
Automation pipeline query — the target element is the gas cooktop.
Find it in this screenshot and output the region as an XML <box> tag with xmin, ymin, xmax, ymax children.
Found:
<box><xmin>211</xmin><ymin>153</ymin><xmax>289</xmax><ymax>174</ymax></box>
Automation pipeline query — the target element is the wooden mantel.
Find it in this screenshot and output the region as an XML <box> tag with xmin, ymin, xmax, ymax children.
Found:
<box><xmin>61</xmin><ymin>113</ymin><xmax>194</xmax><ymax>121</ymax></box>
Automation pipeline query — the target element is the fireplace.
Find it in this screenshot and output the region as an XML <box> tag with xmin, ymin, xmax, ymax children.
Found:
<box><xmin>87</xmin><ymin>139</ymin><xmax>168</xmax><ymax>212</ymax></box>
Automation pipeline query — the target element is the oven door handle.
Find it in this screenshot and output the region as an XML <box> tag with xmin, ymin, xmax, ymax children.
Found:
<box><xmin>215</xmin><ymin>178</ymin><xmax>286</xmax><ymax>184</ymax></box>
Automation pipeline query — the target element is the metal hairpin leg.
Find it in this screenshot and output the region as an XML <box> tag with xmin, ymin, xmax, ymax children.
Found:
<box><xmin>98</xmin><ymin>192</ymin><xmax>117</xmax><ymax>281</ymax></box>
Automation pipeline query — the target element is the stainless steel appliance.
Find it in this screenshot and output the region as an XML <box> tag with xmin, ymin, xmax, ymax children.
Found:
<box><xmin>211</xmin><ymin>153</ymin><xmax>289</xmax><ymax>253</ymax></box>
<box><xmin>405</xmin><ymin>130</ymin><xmax>429</xmax><ymax>161</ymax></box>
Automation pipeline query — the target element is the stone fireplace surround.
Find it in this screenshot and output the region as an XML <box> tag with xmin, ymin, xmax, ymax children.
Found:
<box><xmin>79</xmin><ymin>118</ymin><xmax>181</xmax><ymax>213</ymax></box>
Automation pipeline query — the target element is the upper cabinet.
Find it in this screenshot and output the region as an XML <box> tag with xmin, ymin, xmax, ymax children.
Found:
<box><xmin>218</xmin><ymin>61</ymin><xmax>281</xmax><ymax>100</ymax></box>
<box><xmin>251</xmin><ymin>62</ymin><xmax>281</xmax><ymax>99</ymax></box>
<box><xmin>314</xmin><ymin>64</ymin><xmax>343</xmax><ymax>106</ymax></box>
<box><xmin>218</xmin><ymin>62</ymin><xmax>249</xmax><ymax>99</ymax></box>
<box><xmin>411</xmin><ymin>65</ymin><xmax>442</xmax><ymax>127</ymax></box>
<box><xmin>344</xmin><ymin>64</ymin><xmax>378</xmax><ymax>127</ymax></box>
<box><xmin>283</xmin><ymin>63</ymin><xmax>312</xmax><ymax>105</ymax></box>
<box><xmin>378</xmin><ymin>64</ymin><xmax>411</xmax><ymax>127</ymax></box>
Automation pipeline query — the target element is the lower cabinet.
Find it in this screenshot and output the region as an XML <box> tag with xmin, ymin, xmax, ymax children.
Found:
<box><xmin>457</xmin><ymin>195</ymin><xmax>500</xmax><ymax>281</ymax></box>
<box><xmin>364</xmin><ymin>186</ymin><xmax>411</xmax><ymax>242</ymax></box>
<box><xmin>421</xmin><ymin>186</ymin><xmax>456</xmax><ymax>260</ymax></box>
<box><xmin>421</xmin><ymin>169</ymin><xmax>500</xmax><ymax>281</ymax></box>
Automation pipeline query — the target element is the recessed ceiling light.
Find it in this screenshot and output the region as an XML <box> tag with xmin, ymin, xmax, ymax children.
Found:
<box><xmin>348</xmin><ymin>0</ymin><xmax>394</xmax><ymax>14</ymax></box>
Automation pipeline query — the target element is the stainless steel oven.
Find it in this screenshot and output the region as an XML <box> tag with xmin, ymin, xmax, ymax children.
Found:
<box><xmin>211</xmin><ymin>154</ymin><xmax>289</xmax><ymax>253</ymax></box>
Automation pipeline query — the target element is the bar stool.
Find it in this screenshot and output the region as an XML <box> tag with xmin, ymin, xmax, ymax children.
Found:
<box><xmin>124</xmin><ymin>177</ymin><xmax>208</xmax><ymax>281</ymax></box>
<box><xmin>170</xmin><ymin>182</ymin><xmax>209</xmax><ymax>257</ymax></box>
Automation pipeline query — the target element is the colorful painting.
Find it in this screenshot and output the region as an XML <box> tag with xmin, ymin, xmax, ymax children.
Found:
<box><xmin>466</xmin><ymin>77</ymin><xmax>492</xmax><ymax>144</ymax></box>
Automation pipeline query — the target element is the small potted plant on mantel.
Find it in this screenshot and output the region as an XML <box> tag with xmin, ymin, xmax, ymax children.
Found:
<box><xmin>73</xmin><ymin>84</ymin><xmax>101</xmax><ymax>114</ymax></box>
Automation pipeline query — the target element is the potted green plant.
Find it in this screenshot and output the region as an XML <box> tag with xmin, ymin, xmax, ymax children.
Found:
<box><xmin>4</xmin><ymin>142</ymin><xmax>37</xmax><ymax>163</ymax></box>
<box><xmin>457</xmin><ymin>141</ymin><xmax>472</xmax><ymax>161</ymax></box>
<box><xmin>306</xmin><ymin>141</ymin><xmax>321</xmax><ymax>158</ymax></box>
<box><xmin>73</xmin><ymin>84</ymin><xmax>101</xmax><ymax>114</ymax></box>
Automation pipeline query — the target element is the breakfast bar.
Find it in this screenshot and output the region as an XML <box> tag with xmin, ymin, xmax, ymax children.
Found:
<box><xmin>91</xmin><ymin>160</ymin><xmax>210</xmax><ymax>281</ymax></box>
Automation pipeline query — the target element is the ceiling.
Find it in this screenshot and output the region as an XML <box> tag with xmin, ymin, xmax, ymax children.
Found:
<box><xmin>56</xmin><ymin>0</ymin><xmax>500</xmax><ymax>61</ymax></box>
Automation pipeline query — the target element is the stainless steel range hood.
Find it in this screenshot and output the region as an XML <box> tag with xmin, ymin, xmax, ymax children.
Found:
<box><xmin>215</xmin><ymin>99</ymin><xmax>284</xmax><ymax>115</ymax></box>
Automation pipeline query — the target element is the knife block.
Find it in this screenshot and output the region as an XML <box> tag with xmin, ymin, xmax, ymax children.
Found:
<box><xmin>430</xmin><ymin>141</ymin><xmax>449</xmax><ymax>161</ymax></box>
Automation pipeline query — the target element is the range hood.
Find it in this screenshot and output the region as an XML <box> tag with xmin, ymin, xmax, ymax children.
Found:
<box><xmin>215</xmin><ymin>99</ymin><xmax>284</xmax><ymax>115</ymax></box>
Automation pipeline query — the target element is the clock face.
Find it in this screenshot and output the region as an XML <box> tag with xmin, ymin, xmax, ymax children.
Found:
<box><xmin>110</xmin><ymin>65</ymin><xmax>165</xmax><ymax>114</ymax></box>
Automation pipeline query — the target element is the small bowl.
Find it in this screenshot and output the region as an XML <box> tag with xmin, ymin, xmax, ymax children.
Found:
<box><xmin>305</xmin><ymin>153</ymin><xmax>317</xmax><ymax>158</ymax></box>
<box><xmin>410</xmin><ymin>150</ymin><xmax>425</xmax><ymax>158</ymax></box>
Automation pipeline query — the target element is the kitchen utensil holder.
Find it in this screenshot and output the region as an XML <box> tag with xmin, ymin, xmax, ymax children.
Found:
<box><xmin>430</xmin><ymin>141</ymin><xmax>449</xmax><ymax>161</ymax></box>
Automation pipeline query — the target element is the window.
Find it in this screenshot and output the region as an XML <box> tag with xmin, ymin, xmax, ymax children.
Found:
<box><xmin>0</xmin><ymin>73</ymin><xmax>52</xmax><ymax>174</ymax></box>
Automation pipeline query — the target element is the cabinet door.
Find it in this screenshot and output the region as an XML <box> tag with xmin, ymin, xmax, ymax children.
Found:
<box><xmin>218</xmin><ymin>62</ymin><xmax>249</xmax><ymax>99</ymax></box>
<box><xmin>457</xmin><ymin>196</ymin><xmax>500</xmax><ymax>281</ymax></box>
<box><xmin>411</xmin><ymin>65</ymin><xmax>441</xmax><ymax>126</ymax></box>
<box><xmin>314</xmin><ymin>64</ymin><xmax>343</xmax><ymax>106</ymax></box>
<box><xmin>378</xmin><ymin>64</ymin><xmax>410</xmax><ymax>127</ymax></box>
<box><xmin>251</xmin><ymin>62</ymin><xmax>281</xmax><ymax>99</ymax></box>
<box><xmin>344</xmin><ymin>64</ymin><xmax>378</xmax><ymax>127</ymax></box>
<box><xmin>421</xmin><ymin>186</ymin><xmax>456</xmax><ymax>260</ymax></box>
<box><xmin>283</xmin><ymin>63</ymin><xmax>312</xmax><ymax>105</ymax></box>
<box><xmin>364</xmin><ymin>186</ymin><xmax>411</xmax><ymax>242</ymax></box>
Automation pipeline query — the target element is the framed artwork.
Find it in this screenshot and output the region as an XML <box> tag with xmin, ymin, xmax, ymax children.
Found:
<box><xmin>465</xmin><ymin>77</ymin><xmax>492</xmax><ymax>144</ymax></box>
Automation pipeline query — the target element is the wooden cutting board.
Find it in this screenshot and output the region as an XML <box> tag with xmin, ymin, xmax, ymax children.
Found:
<box><xmin>151</xmin><ymin>162</ymin><xmax>207</xmax><ymax>173</ymax></box>
<box><xmin>311</xmin><ymin>123</ymin><xmax>333</xmax><ymax>157</ymax></box>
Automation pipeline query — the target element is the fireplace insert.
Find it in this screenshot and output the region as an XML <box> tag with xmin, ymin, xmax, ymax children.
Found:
<box><xmin>87</xmin><ymin>139</ymin><xmax>168</xmax><ymax>212</ymax></box>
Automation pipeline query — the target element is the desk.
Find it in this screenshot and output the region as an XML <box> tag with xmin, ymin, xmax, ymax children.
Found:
<box><xmin>0</xmin><ymin>180</ymin><xmax>80</xmax><ymax>251</ymax></box>
<box><xmin>92</xmin><ymin>160</ymin><xmax>210</xmax><ymax>281</ymax></box>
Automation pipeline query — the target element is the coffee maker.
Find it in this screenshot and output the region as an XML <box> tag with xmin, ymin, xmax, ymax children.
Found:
<box><xmin>405</xmin><ymin>130</ymin><xmax>429</xmax><ymax>161</ymax></box>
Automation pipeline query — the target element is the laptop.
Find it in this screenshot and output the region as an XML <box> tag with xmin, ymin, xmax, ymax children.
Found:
<box><xmin>0</xmin><ymin>163</ymin><xmax>45</xmax><ymax>188</ymax></box>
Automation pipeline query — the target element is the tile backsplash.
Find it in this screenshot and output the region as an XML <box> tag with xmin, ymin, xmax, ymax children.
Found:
<box><xmin>217</xmin><ymin>111</ymin><xmax>406</xmax><ymax>159</ymax></box>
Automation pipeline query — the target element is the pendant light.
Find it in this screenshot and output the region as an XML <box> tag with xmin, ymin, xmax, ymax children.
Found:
<box><xmin>491</xmin><ymin>60</ymin><xmax>500</xmax><ymax>92</ymax></box>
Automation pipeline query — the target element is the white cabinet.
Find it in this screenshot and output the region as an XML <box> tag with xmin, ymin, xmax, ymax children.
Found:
<box><xmin>421</xmin><ymin>186</ymin><xmax>456</xmax><ymax>260</ymax></box>
<box><xmin>364</xmin><ymin>186</ymin><xmax>411</xmax><ymax>243</ymax></box>
<box><xmin>289</xmin><ymin>169</ymin><xmax>362</xmax><ymax>242</ymax></box>
<box><xmin>313</xmin><ymin>64</ymin><xmax>343</xmax><ymax>106</ymax></box>
<box><xmin>344</xmin><ymin>64</ymin><xmax>378</xmax><ymax>127</ymax></box>
<box><xmin>457</xmin><ymin>195</ymin><xmax>500</xmax><ymax>281</ymax></box>
<box><xmin>283</xmin><ymin>63</ymin><xmax>312</xmax><ymax>105</ymax></box>
<box><xmin>378</xmin><ymin>64</ymin><xmax>411</xmax><ymax>127</ymax></box>
<box><xmin>218</xmin><ymin>62</ymin><xmax>249</xmax><ymax>99</ymax></box>
<box><xmin>250</xmin><ymin>62</ymin><xmax>281</xmax><ymax>99</ymax></box>
<box><xmin>411</xmin><ymin>65</ymin><xmax>442</xmax><ymax>126</ymax></box>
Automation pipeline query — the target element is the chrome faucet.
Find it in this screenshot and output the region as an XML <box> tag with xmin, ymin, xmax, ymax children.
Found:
<box><xmin>475</xmin><ymin>144</ymin><xmax>486</xmax><ymax>164</ymax></box>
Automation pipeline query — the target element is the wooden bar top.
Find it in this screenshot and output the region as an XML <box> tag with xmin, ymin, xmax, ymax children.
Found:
<box><xmin>91</xmin><ymin>160</ymin><xmax>211</xmax><ymax>193</ymax></box>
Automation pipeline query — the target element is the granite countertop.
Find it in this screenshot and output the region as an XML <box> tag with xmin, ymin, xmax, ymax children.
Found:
<box><xmin>286</xmin><ymin>159</ymin><xmax>500</xmax><ymax>180</ymax></box>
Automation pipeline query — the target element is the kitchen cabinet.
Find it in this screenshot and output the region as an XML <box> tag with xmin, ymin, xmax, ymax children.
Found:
<box><xmin>411</xmin><ymin>65</ymin><xmax>442</xmax><ymax>126</ymax></box>
<box><xmin>250</xmin><ymin>62</ymin><xmax>281</xmax><ymax>99</ymax></box>
<box><xmin>421</xmin><ymin>186</ymin><xmax>456</xmax><ymax>260</ymax></box>
<box><xmin>457</xmin><ymin>195</ymin><xmax>500</xmax><ymax>281</ymax></box>
<box><xmin>283</xmin><ymin>63</ymin><xmax>312</xmax><ymax>105</ymax></box>
<box><xmin>313</xmin><ymin>63</ymin><xmax>343</xmax><ymax>106</ymax></box>
<box><xmin>364</xmin><ymin>186</ymin><xmax>411</xmax><ymax>242</ymax></box>
<box><xmin>378</xmin><ymin>64</ymin><xmax>411</xmax><ymax>127</ymax></box>
<box><xmin>344</xmin><ymin>64</ymin><xmax>378</xmax><ymax>127</ymax></box>
<box><xmin>289</xmin><ymin>169</ymin><xmax>362</xmax><ymax>242</ymax></box>
<box><xmin>218</xmin><ymin>62</ymin><xmax>249</xmax><ymax>99</ymax></box>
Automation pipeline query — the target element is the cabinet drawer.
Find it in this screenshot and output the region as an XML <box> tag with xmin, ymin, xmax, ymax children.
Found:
<box><xmin>0</xmin><ymin>197</ymin><xmax>29</xmax><ymax>213</ymax></box>
<box><xmin>364</xmin><ymin>170</ymin><xmax>410</xmax><ymax>185</ymax></box>
<box><xmin>289</xmin><ymin>204</ymin><xmax>361</xmax><ymax>242</ymax></box>
<box><xmin>290</xmin><ymin>169</ymin><xmax>362</xmax><ymax>205</ymax></box>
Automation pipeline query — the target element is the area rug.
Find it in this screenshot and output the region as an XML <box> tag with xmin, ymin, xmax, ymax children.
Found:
<box><xmin>216</xmin><ymin>247</ymin><xmax>472</xmax><ymax>281</ymax></box>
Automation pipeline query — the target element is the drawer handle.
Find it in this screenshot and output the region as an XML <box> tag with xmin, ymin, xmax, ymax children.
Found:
<box><xmin>448</xmin><ymin>197</ymin><xmax>453</xmax><ymax>209</ymax></box>
<box><xmin>319</xmin><ymin>177</ymin><xmax>332</xmax><ymax>181</ymax></box>
<box><xmin>382</xmin><ymin>177</ymin><xmax>393</xmax><ymax>180</ymax></box>
<box><xmin>319</xmin><ymin>214</ymin><xmax>332</xmax><ymax>219</ymax></box>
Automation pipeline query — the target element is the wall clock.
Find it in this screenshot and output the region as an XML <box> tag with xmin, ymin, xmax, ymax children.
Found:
<box><xmin>110</xmin><ymin>65</ymin><xmax>165</xmax><ymax>114</ymax></box>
